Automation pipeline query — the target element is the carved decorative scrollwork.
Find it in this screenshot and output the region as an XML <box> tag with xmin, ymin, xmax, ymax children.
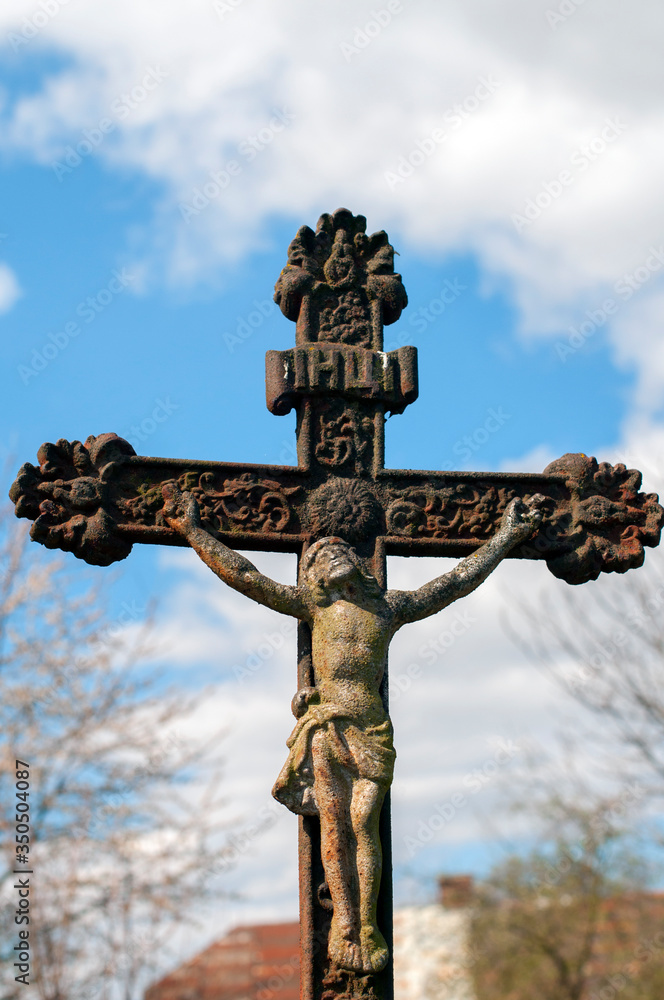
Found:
<box><xmin>385</xmin><ymin>483</ymin><xmax>517</xmax><ymax>541</ymax></box>
<box><xmin>540</xmin><ymin>453</ymin><xmax>664</xmax><ymax>584</ymax></box>
<box><xmin>9</xmin><ymin>438</ymin><xmax>664</xmax><ymax>586</ymax></box>
<box><xmin>9</xmin><ymin>434</ymin><xmax>136</xmax><ymax>566</ymax></box>
<box><xmin>123</xmin><ymin>470</ymin><xmax>302</xmax><ymax>535</ymax></box>
<box><xmin>384</xmin><ymin>454</ymin><xmax>664</xmax><ymax>584</ymax></box>
<box><xmin>191</xmin><ymin>471</ymin><xmax>301</xmax><ymax>534</ymax></box>
<box><xmin>314</xmin><ymin>402</ymin><xmax>375</xmax><ymax>476</ymax></box>
<box><xmin>9</xmin><ymin>435</ymin><xmax>305</xmax><ymax>567</ymax></box>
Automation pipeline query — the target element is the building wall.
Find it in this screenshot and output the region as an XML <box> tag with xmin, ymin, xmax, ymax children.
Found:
<box><xmin>393</xmin><ymin>905</ymin><xmax>475</xmax><ymax>1000</ymax></box>
<box><xmin>145</xmin><ymin>907</ymin><xmax>476</xmax><ymax>1000</ymax></box>
<box><xmin>145</xmin><ymin>887</ymin><xmax>664</xmax><ymax>1000</ymax></box>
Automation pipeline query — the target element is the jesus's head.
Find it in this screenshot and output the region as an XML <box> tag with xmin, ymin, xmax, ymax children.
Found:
<box><xmin>301</xmin><ymin>537</ymin><xmax>382</xmax><ymax>600</ymax></box>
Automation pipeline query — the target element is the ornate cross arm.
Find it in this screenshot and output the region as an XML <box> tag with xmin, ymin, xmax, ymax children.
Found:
<box><xmin>380</xmin><ymin>453</ymin><xmax>663</xmax><ymax>584</ymax></box>
<box><xmin>10</xmin><ymin>434</ymin><xmax>663</xmax><ymax>584</ymax></box>
<box><xmin>8</xmin><ymin>433</ymin><xmax>308</xmax><ymax>566</ymax></box>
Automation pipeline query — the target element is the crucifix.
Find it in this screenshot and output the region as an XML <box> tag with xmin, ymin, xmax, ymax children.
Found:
<box><xmin>10</xmin><ymin>208</ymin><xmax>663</xmax><ymax>1000</ymax></box>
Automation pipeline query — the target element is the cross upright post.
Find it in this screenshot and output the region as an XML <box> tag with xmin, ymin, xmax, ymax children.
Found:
<box><xmin>10</xmin><ymin>209</ymin><xmax>664</xmax><ymax>1000</ymax></box>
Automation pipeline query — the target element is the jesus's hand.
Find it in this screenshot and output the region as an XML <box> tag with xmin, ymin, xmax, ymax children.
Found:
<box><xmin>500</xmin><ymin>494</ymin><xmax>545</xmax><ymax>543</ymax></box>
<box><xmin>162</xmin><ymin>483</ymin><xmax>201</xmax><ymax>537</ymax></box>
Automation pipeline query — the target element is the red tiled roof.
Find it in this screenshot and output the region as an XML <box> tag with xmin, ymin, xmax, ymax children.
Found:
<box><xmin>146</xmin><ymin>891</ymin><xmax>664</xmax><ymax>999</ymax></box>
<box><xmin>145</xmin><ymin>922</ymin><xmax>300</xmax><ymax>1000</ymax></box>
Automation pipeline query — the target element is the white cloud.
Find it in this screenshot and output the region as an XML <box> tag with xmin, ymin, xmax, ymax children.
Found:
<box><xmin>4</xmin><ymin>0</ymin><xmax>664</xmax><ymax>964</ymax></box>
<box><xmin>608</xmin><ymin>290</ymin><xmax>664</xmax><ymax>417</ymax></box>
<box><xmin>106</xmin><ymin>411</ymin><xmax>664</xmax><ymax>945</ymax></box>
<box><xmin>138</xmin><ymin>543</ymin><xmax>603</xmax><ymax>932</ymax></box>
<box><xmin>601</xmin><ymin>413</ymin><xmax>664</xmax><ymax>497</ymax></box>
<box><xmin>498</xmin><ymin>442</ymin><xmax>559</xmax><ymax>474</ymax></box>
<box><xmin>0</xmin><ymin>2</ymin><xmax>658</xmax><ymax>289</ymax></box>
<box><xmin>0</xmin><ymin>261</ymin><xmax>21</xmax><ymax>313</ymax></box>
<box><xmin>2</xmin><ymin>0</ymin><xmax>664</xmax><ymax>414</ymax></box>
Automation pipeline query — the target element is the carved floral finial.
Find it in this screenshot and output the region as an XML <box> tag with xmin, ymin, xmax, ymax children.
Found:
<box><xmin>274</xmin><ymin>208</ymin><xmax>408</xmax><ymax>349</ymax></box>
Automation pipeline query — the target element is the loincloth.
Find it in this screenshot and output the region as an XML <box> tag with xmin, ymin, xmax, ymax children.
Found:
<box><xmin>272</xmin><ymin>701</ymin><xmax>396</xmax><ymax>816</ymax></box>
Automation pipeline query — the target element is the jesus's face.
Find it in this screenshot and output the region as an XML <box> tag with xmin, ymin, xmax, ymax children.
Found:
<box><xmin>308</xmin><ymin>544</ymin><xmax>357</xmax><ymax>589</ymax></box>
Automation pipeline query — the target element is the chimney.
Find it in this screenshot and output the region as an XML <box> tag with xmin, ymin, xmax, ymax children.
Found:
<box><xmin>438</xmin><ymin>875</ymin><xmax>474</xmax><ymax>909</ymax></box>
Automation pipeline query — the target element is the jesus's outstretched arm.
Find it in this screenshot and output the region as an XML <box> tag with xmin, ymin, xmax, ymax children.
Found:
<box><xmin>387</xmin><ymin>495</ymin><xmax>544</xmax><ymax>627</ymax></box>
<box><xmin>162</xmin><ymin>484</ymin><xmax>310</xmax><ymax>620</ymax></box>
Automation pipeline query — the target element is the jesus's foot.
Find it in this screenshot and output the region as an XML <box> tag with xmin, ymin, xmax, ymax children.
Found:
<box><xmin>360</xmin><ymin>926</ymin><xmax>389</xmax><ymax>973</ymax></box>
<box><xmin>328</xmin><ymin>921</ymin><xmax>363</xmax><ymax>973</ymax></box>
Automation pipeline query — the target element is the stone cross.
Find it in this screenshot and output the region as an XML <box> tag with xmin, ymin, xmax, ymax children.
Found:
<box><xmin>10</xmin><ymin>209</ymin><xmax>664</xmax><ymax>1000</ymax></box>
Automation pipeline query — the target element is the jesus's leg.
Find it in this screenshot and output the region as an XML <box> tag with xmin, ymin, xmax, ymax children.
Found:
<box><xmin>310</xmin><ymin>728</ymin><xmax>363</xmax><ymax>972</ymax></box>
<box><xmin>350</xmin><ymin>778</ymin><xmax>388</xmax><ymax>972</ymax></box>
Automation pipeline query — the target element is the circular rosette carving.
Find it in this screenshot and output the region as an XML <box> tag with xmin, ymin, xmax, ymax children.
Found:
<box><xmin>8</xmin><ymin>434</ymin><xmax>136</xmax><ymax>566</ymax></box>
<box><xmin>307</xmin><ymin>479</ymin><xmax>383</xmax><ymax>543</ymax></box>
<box><xmin>385</xmin><ymin>492</ymin><xmax>428</xmax><ymax>538</ymax></box>
<box><xmin>543</xmin><ymin>453</ymin><xmax>664</xmax><ymax>584</ymax></box>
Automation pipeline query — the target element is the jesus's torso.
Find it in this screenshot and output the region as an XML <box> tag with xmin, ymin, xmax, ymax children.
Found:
<box><xmin>309</xmin><ymin>597</ymin><xmax>395</xmax><ymax>723</ymax></box>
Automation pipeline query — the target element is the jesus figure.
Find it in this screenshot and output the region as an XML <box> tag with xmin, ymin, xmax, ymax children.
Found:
<box><xmin>162</xmin><ymin>484</ymin><xmax>543</xmax><ymax>975</ymax></box>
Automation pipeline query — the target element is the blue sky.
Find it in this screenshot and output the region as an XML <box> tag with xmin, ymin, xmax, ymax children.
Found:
<box><xmin>2</xmin><ymin>155</ymin><xmax>634</xmax><ymax>481</ymax></box>
<box><xmin>2</xmin><ymin>0</ymin><xmax>664</xmax><ymax>959</ymax></box>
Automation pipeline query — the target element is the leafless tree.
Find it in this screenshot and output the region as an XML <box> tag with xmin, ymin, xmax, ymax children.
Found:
<box><xmin>469</xmin><ymin>792</ymin><xmax>664</xmax><ymax>1000</ymax></box>
<box><xmin>503</xmin><ymin>553</ymin><xmax>664</xmax><ymax>800</ymax></box>
<box><xmin>468</xmin><ymin>551</ymin><xmax>664</xmax><ymax>997</ymax></box>
<box><xmin>0</xmin><ymin>515</ymin><xmax>228</xmax><ymax>1000</ymax></box>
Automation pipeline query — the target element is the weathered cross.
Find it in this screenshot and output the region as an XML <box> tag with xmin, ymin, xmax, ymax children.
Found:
<box><xmin>10</xmin><ymin>209</ymin><xmax>664</xmax><ymax>1000</ymax></box>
